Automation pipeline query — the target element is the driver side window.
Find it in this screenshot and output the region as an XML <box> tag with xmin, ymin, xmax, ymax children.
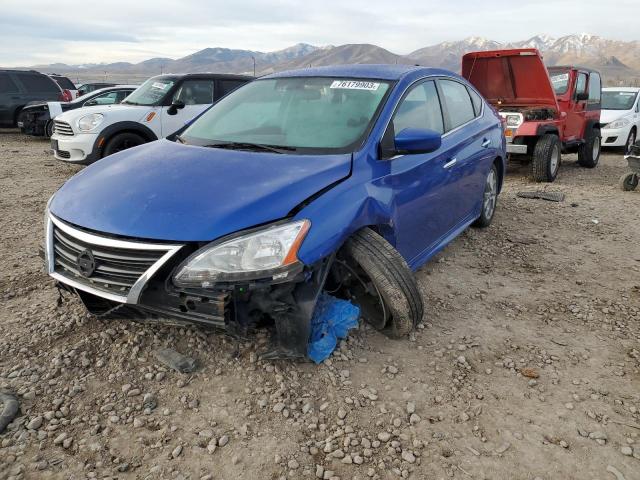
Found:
<box><xmin>172</xmin><ymin>80</ymin><xmax>215</xmax><ymax>105</ymax></box>
<box><xmin>393</xmin><ymin>81</ymin><xmax>444</xmax><ymax>135</ymax></box>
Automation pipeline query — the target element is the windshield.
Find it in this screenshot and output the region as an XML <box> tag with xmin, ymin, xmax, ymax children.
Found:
<box><xmin>602</xmin><ymin>90</ymin><xmax>638</xmax><ymax>111</ymax></box>
<box><xmin>122</xmin><ymin>77</ymin><xmax>175</xmax><ymax>106</ymax></box>
<box><xmin>549</xmin><ymin>69</ymin><xmax>570</xmax><ymax>95</ymax></box>
<box><xmin>182</xmin><ymin>77</ymin><xmax>391</xmax><ymax>153</ymax></box>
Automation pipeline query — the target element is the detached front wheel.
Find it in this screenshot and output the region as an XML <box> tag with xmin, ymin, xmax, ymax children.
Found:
<box><xmin>531</xmin><ymin>134</ymin><xmax>560</xmax><ymax>182</ymax></box>
<box><xmin>333</xmin><ymin>229</ymin><xmax>423</xmax><ymax>338</ymax></box>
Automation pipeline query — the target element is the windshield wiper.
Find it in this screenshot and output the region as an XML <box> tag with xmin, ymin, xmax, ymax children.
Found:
<box><xmin>121</xmin><ymin>100</ymin><xmax>141</xmax><ymax>106</ymax></box>
<box><xmin>203</xmin><ymin>142</ymin><xmax>297</xmax><ymax>154</ymax></box>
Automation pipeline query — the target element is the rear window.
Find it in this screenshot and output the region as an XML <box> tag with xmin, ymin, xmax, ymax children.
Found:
<box><xmin>51</xmin><ymin>76</ymin><xmax>76</xmax><ymax>90</ymax></box>
<box><xmin>16</xmin><ymin>73</ymin><xmax>59</xmax><ymax>93</ymax></box>
<box><xmin>467</xmin><ymin>87</ymin><xmax>483</xmax><ymax>116</ymax></box>
<box><xmin>439</xmin><ymin>79</ymin><xmax>476</xmax><ymax>130</ymax></box>
<box><xmin>0</xmin><ymin>73</ymin><xmax>19</xmax><ymax>93</ymax></box>
<box><xmin>588</xmin><ymin>73</ymin><xmax>601</xmax><ymax>104</ymax></box>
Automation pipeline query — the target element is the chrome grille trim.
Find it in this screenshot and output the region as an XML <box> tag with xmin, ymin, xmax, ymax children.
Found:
<box><xmin>53</xmin><ymin>120</ymin><xmax>74</xmax><ymax>136</ymax></box>
<box><xmin>45</xmin><ymin>212</ymin><xmax>183</xmax><ymax>304</ymax></box>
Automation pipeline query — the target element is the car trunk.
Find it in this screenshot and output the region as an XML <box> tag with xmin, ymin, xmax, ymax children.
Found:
<box><xmin>462</xmin><ymin>49</ymin><xmax>559</xmax><ymax>112</ymax></box>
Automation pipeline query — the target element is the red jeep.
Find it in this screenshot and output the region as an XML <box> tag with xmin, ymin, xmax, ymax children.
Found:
<box><xmin>462</xmin><ymin>49</ymin><xmax>602</xmax><ymax>182</ymax></box>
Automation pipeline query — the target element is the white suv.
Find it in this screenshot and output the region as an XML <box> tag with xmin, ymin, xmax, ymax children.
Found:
<box><xmin>51</xmin><ymin>73</ymin><xmax>252</xmax><ymax>164</ymax></box>
<box><xmin>601</xmin><ymin>87</ymin><xmax>640</xmax><ymax>153</ymax></box>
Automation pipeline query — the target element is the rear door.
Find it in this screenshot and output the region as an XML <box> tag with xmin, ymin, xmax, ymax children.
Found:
<box><xmin>0</xmin><ymin>72</ymin><xmax>21</xmax><ymax>126</ymax></box>
<box><xmin>437</xmin><ymin>78</ymin><xmax>494</xmax><ymax>223</ymax></box>
<box><xmin>160</xmin><ymin>78</ymin><xmax>215</xmax><ymax>136</ymax></box>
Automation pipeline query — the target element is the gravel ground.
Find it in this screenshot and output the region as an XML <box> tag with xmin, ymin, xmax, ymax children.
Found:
<box><xmin>1</xmin><ymin>130</ymin><xmax>639</xmax><ymax>480</ymax></box>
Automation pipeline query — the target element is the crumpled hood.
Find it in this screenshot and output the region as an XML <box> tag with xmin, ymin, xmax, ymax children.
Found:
<box><xmin>50</xmin><ymin>140</ymin><xmax>352</xmax><ymax>242</ymax></box>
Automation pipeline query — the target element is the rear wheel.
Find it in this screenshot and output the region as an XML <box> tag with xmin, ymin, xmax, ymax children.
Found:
<box><xmin>531</xmin><ymin>134</ymin><xmax>560</xmax><ymax>182</ymax></box>
<box><xmin>578</xmin><ymin>127</ymin><xmax>601</xmax><ymax>168</ymax></box>
<box><xmin>102</xmin><ymin>132</ymin><xmax>145</xmax><ymax>158</ymax></box>
<box><xmin>473</xmin><ymin>164</ymin><xmax>498</xmax><ymax>228</ymax></box>
<box><xmin>330</xmin><ymin>229</ymin><xmax>423</xmax><ymax>338</ymax></box>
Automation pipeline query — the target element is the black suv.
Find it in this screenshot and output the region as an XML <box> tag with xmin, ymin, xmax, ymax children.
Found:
<box><xmin>0</xmin><ymin>70</ymin><xmax>62</xmax><ymax>128</ymax></box>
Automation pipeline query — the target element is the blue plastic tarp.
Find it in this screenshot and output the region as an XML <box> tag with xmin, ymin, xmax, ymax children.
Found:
<box><xmin>307</xmin><ymin>294</ymin><xmax>360</xmax><ymax>364</ymax></box>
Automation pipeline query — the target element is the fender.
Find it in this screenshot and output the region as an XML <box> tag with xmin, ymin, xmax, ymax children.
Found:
<box><xmin>535</xmin><ymin>123</ymin><xmax>560</xmax><ymax>136</ymax></box>
<box><xmin>93</xmin><ymin>121</ymin><xmax>159</xmax><ymax>157</ymax></box>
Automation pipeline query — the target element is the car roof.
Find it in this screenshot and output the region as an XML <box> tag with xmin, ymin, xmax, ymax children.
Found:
<box><xmin>263</xmin><ymin>64</ymin><xmax>453</xmax><ymax>81</ymax></box>
<box><xmin>153</xmin><ymin>73</ymin><xmax>253</xmax><ymax>81</ymax></box>
<box><xmin>603</xmin><ymin>86</ymin><xmax>640</xmax><ymax>92</ymax></box>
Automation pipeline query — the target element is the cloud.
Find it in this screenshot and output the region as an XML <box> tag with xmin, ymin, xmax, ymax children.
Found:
<box><xmin>1</xmin><ymin>0</ymin><xmax>639</xmax><ymax>67</ymax></box>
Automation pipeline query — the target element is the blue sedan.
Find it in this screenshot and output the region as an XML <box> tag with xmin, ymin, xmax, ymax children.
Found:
<box><xmin>45</xmin><ymin>64</ymin><xmax>506</xmax><ymax>358</ymax></box>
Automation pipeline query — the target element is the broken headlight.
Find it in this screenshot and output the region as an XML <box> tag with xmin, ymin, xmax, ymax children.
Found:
<box><xmin>173</xmin><ymin>220</ymin><xmax>310</xmax><ymax>287</ymax></box>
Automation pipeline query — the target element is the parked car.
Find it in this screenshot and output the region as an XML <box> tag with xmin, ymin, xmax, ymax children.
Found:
<box><xmin>19</xmin><ymin>85</ymin><xmax>137</xmax><ymax>137</ymax></box>
<box><xmin>50</xmin><ymin>73</ymin><xmax>252</xmax><ymax>164</ymax></box>
<box><xmin>77</xmin><ymin>83</ymin><xmax>116</xmax><ymax>97</ymax></box>
<box><xmin>0</xmin><ymin>69</ymin><xmax>64</xmax><ymax>128</ymax></box>
<box><xmin>44</xmin><ymin>65</ymin><xmax>506</xmax><ymax>358</ymax></box>
<box><xmin>463</xmin><ymin>49</ymin><xmax>602</xmax><ymax>182</ymax></box>
<box><xmin>48</xmin><ymin>74</ymin><xmax>78</xmax><ymax>101</ymax></box>
<box><xmin>601</xmin><ymin>87</ymin><xmax>640</xmax><ymax>153</ymax></box>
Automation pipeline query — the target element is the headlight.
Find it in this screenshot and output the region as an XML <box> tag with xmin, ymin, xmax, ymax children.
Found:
<box><xmin>505</xmin><ymin>114</ymin><xmax>522</xmax><ymax>127</ymax></box>
<box><xmin>606</xmin><ymin>118</ymin><xmax>630</xmax><ymax>130</ymax></box>
<box><xmin>173</xmin><ymin>220</ymin><xmax>310</xmax><ymax>287</ymax></box>
<box><xmin>77</xmin><ymin>113</ymin><xmax>104</xmax><ymax>132</ymax></box>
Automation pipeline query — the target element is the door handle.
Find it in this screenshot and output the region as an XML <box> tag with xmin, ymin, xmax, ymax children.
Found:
<box><xmin>481</xmin><ymin>138</ymin><xmax>491</xmax><ymax>148</ymax></box>
<box><xmin>443</xmin><ymin>158</ymin><xmax>457</xmax><ymax>169</ymax></box>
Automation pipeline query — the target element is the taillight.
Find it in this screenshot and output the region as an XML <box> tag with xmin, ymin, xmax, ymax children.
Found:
<box><xmin>59</xmin><ymin>89</ymin><xmax>72</xmax><ymax>102</ymax></box>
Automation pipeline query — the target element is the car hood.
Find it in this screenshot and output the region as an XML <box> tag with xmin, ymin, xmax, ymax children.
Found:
<box><xmin>462</xmin><ymin>49</ymin><xmax>559</xmax><ymax>109</ymax></box>
<box><xmin>55</xmin><ymin>103</ymin><xmax>151</xmax><ymax>122</ymax></box>
<box><xmin>50</xmin><ymin>140</ymin><xmax>352</xmax><ymax>242</ymax></box>
<box><xmin>600</xmin><ymin>109</ymin><xmax>630</xmax><ymax>125</ymax></box>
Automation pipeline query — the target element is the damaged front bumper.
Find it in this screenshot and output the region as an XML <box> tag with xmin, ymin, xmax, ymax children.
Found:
<box><xmin>45</xmin><ymin>212</ymin><xmax>330</xmax><ymax>359</ymax></box>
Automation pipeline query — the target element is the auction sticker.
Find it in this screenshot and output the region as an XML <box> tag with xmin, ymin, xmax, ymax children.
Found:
<box><xmin>330</xmin><ymin>80</ymin><xmax>380</xmax><ymax>91</ymax></box>
<box><xmin>152</xmin><ymin>82</ymin><xmax>169</xmax><ymax>90</ymax></box>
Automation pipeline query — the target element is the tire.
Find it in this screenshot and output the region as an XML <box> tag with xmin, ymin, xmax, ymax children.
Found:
<box><xmin>531</xmin><ymin>134</ymin><xmax>561</xmax><ymax>182</ymax></box>
<box><xmin>45</xmin><ymin>120</ymin><xmax>54</xmax><ymax>138</ymax></box>
<box><xmin>619</xmin><ymin>172</ymin><xmax>639</xmax><ymax>191</ymax></box>
<box><xmin>341</xmin><ymin>229</ymin><xmax>423</xmax><ymax>338</ymax></box>
<box><xmin>102</xmin><ymin>132</ymin><xmax>146</xmax><ymax>158</ymax></box>
<box><xmin>623</xmin><ymin>129</ymin><xmax>636</xmax><ymax>155</ymax></box>
<box><xmin>473</xmin><ymin>164</ymin><xmax>498</xmax><ymax>228</ymax></box>
<box><xmin>578</xmin><ymin>127</ymin><xmax>601</xmax><ymax>168</ymax></box>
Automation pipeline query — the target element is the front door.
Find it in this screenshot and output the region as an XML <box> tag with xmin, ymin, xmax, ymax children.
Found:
<box><xmin>564</xmin><ymin>71</ymin><xmax>589</xmax><ymax>142</ymax></box>
<box><xmin>161</xmin><ymin>79</ymin><xmax>215</xmax><ymax>137</ymax></box>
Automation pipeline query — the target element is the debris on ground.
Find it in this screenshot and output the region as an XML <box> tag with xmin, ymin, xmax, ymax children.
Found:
<box><xmin>307</xmin><ymin>294</ymin><xmax>359</xmax><ymax>363</ymax></box>
<box><xmin>0</xmin><ymin>391</ymin><xmax>19</xmax><ymax>433</ymax></box>
<box><xmin>154</xmin><ymin>347</ymin><xmax>197</xmax><ymax>373</ymax></box>
<box><xmin>516</xmin><ymin>191</ymin><xmax>565</xmax><ymax>202</ymax></box>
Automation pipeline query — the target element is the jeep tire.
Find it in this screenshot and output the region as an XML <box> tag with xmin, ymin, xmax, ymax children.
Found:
<box><xmin>102</xmin><ymin>132</ymin><xmax>146</xmax><ymax>158</ymax></box>
<box><xmin>578</xmin><ymin>127</ymin><xmax>601</xmax><ymax>168</ymax></box>
<box><xmin>531</xmin><ymin>134</ymin><xmax>561</xmax><ymax>182</ymax></box>
<box><xmin>341</xmin><ymin>229</ymin><xmax>423</xmax><ymax>338</ymax></box>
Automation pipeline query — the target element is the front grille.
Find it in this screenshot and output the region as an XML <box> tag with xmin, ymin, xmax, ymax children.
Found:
<box><xmin>50</xmin><ymin>220</ymin><xmax>179</xmax><ymax>299</ymax></box>
<box><xmin>54</xmin><ymin>120</ymin><xmax>74</xmax><ymax>136</ymax></box>
<box><xmin>57</xmin><ymin>150</ymin><xmax>70</xmax><ymax>159</ymax></box>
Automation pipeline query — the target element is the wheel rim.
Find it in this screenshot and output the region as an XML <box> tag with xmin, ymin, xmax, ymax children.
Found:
<box><xmin>593</xmin><ymin>136</ymin><xmax>601</xmax><ymax>160</ymax></box>
<box><xmin>483</xmin><ymin>169</ymin><xmax>498</xmax><ymax>219</ymax></box>
<box><xmin>626</xmin><ymin>132</ymin><xmax>636</xmax><ymax>154</ymax></box>
<box><xmin>550</xmin><ymin>145</ymin><xmax>560</xmax><ymax>176</ymax></box>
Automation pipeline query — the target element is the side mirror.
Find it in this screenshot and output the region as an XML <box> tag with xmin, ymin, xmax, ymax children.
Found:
<box><xmin>167</xmin><ymin>100</ymin><xmax>186</xmax><ymax>115</ymax></box>
<box><xmin>393</xmin><ymin>128</ymin><xmax>442</xmax><ymax>155</ymax></box>
<box><xmin>576</xmin><ymin>92</ymin><xmax>589</xmax><ymax>101</ymax></box>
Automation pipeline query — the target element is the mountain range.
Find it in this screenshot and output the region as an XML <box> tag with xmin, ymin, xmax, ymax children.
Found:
<box><xmin>20</xmin><ymin>34</ymin><xmax>640</xmax><ymax>84</ymax></box>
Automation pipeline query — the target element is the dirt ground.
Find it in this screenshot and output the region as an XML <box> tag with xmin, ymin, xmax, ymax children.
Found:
<box><xmin>0</xmin><ymin>129</ymin><xmax>639</xmax><ymax>480</ymax></box>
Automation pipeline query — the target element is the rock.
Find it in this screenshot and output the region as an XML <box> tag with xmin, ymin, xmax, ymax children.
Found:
<box><xmin>273</xmin><ymin>403</ymin><xmax>286</xmax><ymax>413</ymax></box>
<box><xmin>378</xmin><ymin>432</ymin><xmax>391</xmax><ymax>442</ymax></box>
<box><xmin>53</xmin><ymin>433</ymin><xmax>67</xmax><ymax>445</ymax></box>
<box><xmin>143</xmin><ymin>393</ymin><xmax>157</xmax><ymax>410</ymax></box>
<box><xmin>172</xmin><ymin>445</ymin><xmax>183</xmax><ymax>458</ymax></box>
<box><xmin>26</xmin><ymin>416</ymin><xmax>43</xmax><ymax>430</ymax></box>
<box><xmin>495</xmin><ymin>442</ymin><xmax>511</xmax><ymax>454</ymax></box>
<box><xmin>387</xmin><ymin>366</ymin><xmax>399</xmax><ymax>374</ymax></box>
<box><xmin>521</xmin><ymin>368</ymin><xmax>539</xmax><ymax>379</ymax></box>
<box><xmin>406</xmin><ymin>402</ymin><xmax>416</xmax><ymax>414</ymax></box>
<box><xmin>154</xmin><ymin>348</ymin><xmax>197</xmax><ymax>373</ymax></box>
<box><xmin>621</xmin><ymin>446</ymin><xmax>633</xmax><ymax>456</ymax></box>
<box><xmin>207</xmin><ymin>439</ymin><xmax>217</xmax><ymax>454</ymax></box>
<box><xmin>218</xmin><ymin>435</ymin><xmax>229</xmax><ymax>447</ymax></box>
<box><xmin>316</xmin><ymin>465</ymin><xmax>324</xmax><ymax>478</ymax></box>
<box><xmin>401</xmin><ymin>450</ymin><xmax>416</xmax><ymax>463</ymax></box>
<box><xmin>409</xmin><ymin>413</ymin><xmax>421</xmax><ymax>425</ymax></box>
<box><xmin>337</xmin><ymin>408</ymin><xmax>348</xmax><ymax>420</ymax></box>
<box><xmin>288</xmin><ymin>459</ymin><xmax>299</xmax><ymax>470</ymax></box>
<box><xmin>133</xmin><ymin>417</ymin><xmax>145</xmax><ymax>428</ymax></box>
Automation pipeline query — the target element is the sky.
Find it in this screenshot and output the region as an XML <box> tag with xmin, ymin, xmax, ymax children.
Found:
<box><xmin>1</xmin><ymin>0</ymin><xmax>639</xmax><ymax>67</ymax></box>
